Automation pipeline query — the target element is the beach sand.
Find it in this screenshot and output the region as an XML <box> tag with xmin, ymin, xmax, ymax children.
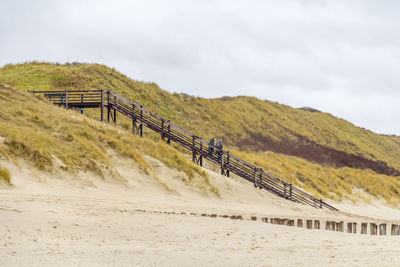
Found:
<box><xmin>1</xmin><ymin>157</ymin><xmax>400</xmax><ymax>266</ymax></box>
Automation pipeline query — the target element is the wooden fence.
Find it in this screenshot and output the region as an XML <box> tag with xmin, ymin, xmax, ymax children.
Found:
<box><xmin>31</xmin><ymin>89</ymin><xmax>338</xmax><ymax>211</ymax></box>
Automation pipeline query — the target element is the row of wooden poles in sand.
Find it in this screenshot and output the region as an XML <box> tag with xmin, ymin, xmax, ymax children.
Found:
<box><xmin>212</xmin><ymin>214</ymin><xmax>399</xmax><ymax>236</ymax></box>
<box><xmin>263</xmin><ymin>217</ymin><xmax>398</xmax><ymax>236</ymax></box>
<box><xmin>134</xmin><ymin>209</ymin><xmax>400</xmax><ymax>236</ymax></box>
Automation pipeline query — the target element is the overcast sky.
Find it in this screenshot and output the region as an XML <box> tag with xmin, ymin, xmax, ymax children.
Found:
<box><xmin>1</xmin><ymin>0</ymin><xmax>400</xmax><ymax>134</ymax></box>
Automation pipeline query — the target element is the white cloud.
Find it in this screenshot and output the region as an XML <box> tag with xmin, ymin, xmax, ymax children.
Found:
<box><xmin>1</xmin><ymin>0</ymin><xmax>399</xmax><ymax>134</ymax></box>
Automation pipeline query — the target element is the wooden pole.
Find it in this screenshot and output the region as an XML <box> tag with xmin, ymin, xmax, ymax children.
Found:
<box><xmin>167</xmin><ymin>123</ymin><xmax>171</xmax><ymax>144</ymax></box>
<box><xmin>199</xmin><ymin>143</ymin><xmax>203</xmax><ymax>167</ymax></box>
<box><xmin>113</xmin><ymin>96</ymin><xmax>117</xmax><ymax>123</ymax></box>
<box><xmin>161</xmin><ymin>119</ymin><xmax>165</xmax><ymax>140</ymax></box>
<box><xmin>226</xmin><ymin>151</ymin><xmax>229</xmax><ymax>177</ymax></box>
<box><xmin>107</xmin><ymin>91</ymin><xmax>110</xmax><ymax>122</ymax></box>
<box><xmin>254</xmin><ymin>168</ymin><xmax>257</xmax><ymax>187</ymax></box>
<box><xmin>139</xmin><ymin>105</ymin><xmax>143</xmax><ymax>136</ymax></box>
<box><xmin>65</xmin><ymin>89</ymin><xmax>69</xmax><ymax>108</ymax></box>
<box><xmin>361</xmin><ymin>223</ymin><xmax>367</xmax><ymax>234</ymax></box>
<box><xmin>284</xmin><ymin>184</ymin><xmax>287</xmax><ymax>198</ymax></box>
<box><xmin>192</xmin><ymin>135</ymin><xmax>196</xmax><ymax>163</ymax></box>
<box><xmin>132</xmin><ymin>104</ymin><xmax>136</xmax><ymax>134</ymax></box>
<box><xmin>100</xmin><ymin>90</ymin><xmax>104</xmax><ymax>121</ymax></box>
<box><xmin>220</xmin><ymin>151</ymin><xmax>224</xmax><ymax>175</ymax></box>
<box><xmin>306</xmin><ymin>220</ymin><xmax>313</xmax><ymax>229</ymax></box>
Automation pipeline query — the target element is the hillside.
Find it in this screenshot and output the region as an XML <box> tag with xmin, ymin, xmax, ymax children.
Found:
<box><xmin>2</xmin><ymin>62</ymin><xmax>400</xmax><ymax>204</ymax></box>
<box><xmin>1</xmin><ymin>62</ymin><xmax>400</xmax><ymax>178</ymax></box>
<box><xmin>0</xmin><ymin>84</ymin><xmax>221</xmax><ymax>196</ymax></box>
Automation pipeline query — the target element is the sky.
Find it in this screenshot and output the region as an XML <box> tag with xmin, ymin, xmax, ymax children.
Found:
<box><xmin>1</xmin><ymin>0</ymin><xmax>400</xmax><ymax>134</ymax></box>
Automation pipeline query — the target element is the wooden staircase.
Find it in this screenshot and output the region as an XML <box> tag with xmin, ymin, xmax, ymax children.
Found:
<box><xmin>31</xmin><ymin>89</ymin><xmax>338</xmax><ymax>211</ymax></box>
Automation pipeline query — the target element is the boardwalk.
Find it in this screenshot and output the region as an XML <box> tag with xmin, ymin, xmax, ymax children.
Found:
<box><xmin>31</xmin><ymin>89</ymin><xmax>338</xmax><ymax>211</ymax></box>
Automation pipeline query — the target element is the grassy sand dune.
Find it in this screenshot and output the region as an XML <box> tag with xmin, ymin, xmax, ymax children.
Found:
<box><xmin>0</xmin><ymin>84</ymin><xmax>218</xmax><ymax>195</ymax></box>
<box><xmin>1</xmin><ymin>63</ymin><xmax>400</xmax><ymax>266</ymax></box>
<box><xmin>1</xmin><ymin>62</ymin><xmax>400</xmax><ymax>176</ymax></box>
<box><xmin>0</xmin><ymin>83</ymin><xmax>399</xmax><ymax>204</ymax></box>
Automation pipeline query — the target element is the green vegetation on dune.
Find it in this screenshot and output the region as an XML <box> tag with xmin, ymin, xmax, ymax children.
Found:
<box><xmin>2</xmin><ymin>62</ymin><xmax>400</xmax><ymax>204</ymax></box>
<box><xmin>1</xmin><ymin>62</ymin><xmax>400</xmax><ymax>176</ymax></box>
<box><xmin>0</xmin><ymin>84</ymin><xmax>218</xmax><ymax>194</ymax></box>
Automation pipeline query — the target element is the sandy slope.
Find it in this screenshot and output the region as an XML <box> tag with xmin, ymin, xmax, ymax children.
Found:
<box><xmin>1</xmin><ymin>156</ymin><xmax>400</xmax><ymax>266</ymax></box>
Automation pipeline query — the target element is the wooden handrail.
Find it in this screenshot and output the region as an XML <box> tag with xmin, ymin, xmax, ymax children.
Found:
<box><xmin>31</xmin><ymin>89</ymin><xmax>338</xmax><ymax>211</ymax></box>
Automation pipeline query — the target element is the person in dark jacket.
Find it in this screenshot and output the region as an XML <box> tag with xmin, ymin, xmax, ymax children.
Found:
<box><xmin>208</xmin><ymin>138</ymin><xmax>215</xmax><ymax>157</ymax></box>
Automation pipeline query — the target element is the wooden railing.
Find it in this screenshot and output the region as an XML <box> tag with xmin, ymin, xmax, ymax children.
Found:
<box><xmin>31</xmin><ymin>89</ymin><xmax>338</xmax><ymax>211</ymax></box>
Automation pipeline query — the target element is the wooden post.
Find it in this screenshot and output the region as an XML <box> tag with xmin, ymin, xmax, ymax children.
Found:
<box><xmin>289</xmin><ymin>184</ymin><xmax>293</xmax><ymax>199</ymax></box>
<box><xmin>80</xmin><ymin>94</ymin><xmax>84</xmax><ymax>114</ymax></box>
<box><xmin>100</xmin><ymin>90</ymin><xmax>104</xmax><ymax>121</ymax></box>
<box><xmin>391</xmin><ymin>224</ymin><xmax>399</xmax><ymax>235</ymax></box>
<box><xmin>370</xmin><ymin>223</ymin><xmax>377</xmax><ymax>235</ymax></box>
<box><xmin>167</xmin><ymin>122</ymin><xmax>171</xmax><ymax>144</ymax></box>
<box><xmin>225</xmin><ymin>151</ymin><xmax>229</xmax><ymax>177</ymax></box>
<box><xmin>361</xmin><ymin>222</ymin><xmax>367</xmax><ymax>234</ymax></box>
<box><xmin>199</xmin><ymin>143</ymin><xmax>203</xmax><ymax>167</ymax></box>
<box><xmin>347</xmin><ymin>222</ymin><xmax>353</xmax><ymax>233</ymax></box>
<box><xmin>220</xmin><ymin>151</ymin><xmax>224</xmax><ymax>175</ymax></box>
<box><xmin>297</xmin><ymin>219</ymin><xmax>303</xmax><ymax>227</ymax></box>
<box><xmin>107</xmin><ymin>91</ymin><xmax>110</xmax><ymax>122</ymax></box>
<box><xmin>113</xmin><ymin>96</ymin><xmax>117</xmax><ymax>123</ymax></box>
<box><xmin>391</xmin><ymin>224</ymin><xmax>396</xmax><ymax>235</ymax></box>
<box><xmin>336</xmin><ymin>221</ymin><xmax>344</xmax><ymax>232</ymax></box>
<box><xmin>161</xmin><ymin>119</ymin><xmax>165</xmax><ymax>140</ymax></box>
<box><xmin>327</xmin><ymin>221</ymin><xmax>335</xmax><ymax>230</ymax></box>
<box><xmin>192</xmin><ymin>135</ymin><xmax>196</xmax><ymax>163</ymax></box>
<box><xmin>379</xmin><ymin>224</ymin><xmax>387</xmax><ymax>235</ymax></box>
<box><xmin>132</xmin><ymin>104</ymin><xmax>136</xmax><ymax>134</ymax></box>
<box><xmin>284</xmin><ymin>184</ymin><xmax>287</xmax><ymax>198</ymax></box>
<box><xmin>139</xmin><ymin>105</ymin><xmax>143</xmax><ymax>136</ymax></box>
<box><xmin>254</xmin><ymin>168</ymin><xmax>258</xmax><ymax>187</ymax></box>
<box><xmin>65</xmin><ymin>89</ymin><xmax>69</xmax><ymax>108</ymax></box>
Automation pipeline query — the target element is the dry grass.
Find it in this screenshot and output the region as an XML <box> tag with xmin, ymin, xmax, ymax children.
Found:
<box><xmin>0</xmin><ymin>165</ymin><xmax>11</xmax><ymax>185</ymax></box>
<box><xmin>230</xmin><ymin>148</ymin><xmax>400</xmax><ymax>204</ymax></box>
<box><xmin>0</xmin><ymin>85</ymin><xmax>218</xmax><ymax>195</ymax></box>
<box><xmin>2</xmin><ymin>62</ymin><xmax>400</xmax><ymax>174</ymax></box>
<box><xmin>1</xmin><ymin>62</ymin><xmax>399</xmax><ymax>204</ymax></box>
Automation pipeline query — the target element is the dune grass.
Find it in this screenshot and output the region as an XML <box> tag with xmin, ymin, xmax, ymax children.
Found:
<box><xmin>1</xmin><ymin>62</ymin><xmax>400</xmax><ymax>204</ymax></box>
<box><xmin>0</xmin><ymin>166</ymin><xmax>11</xmax><ymax>185</ymax></box>
<box><xmin>229</xmin><ymin>148</ymin><xmax>400</xmax><ymax>204</ymax></box>
<box><xmin>0</xmin><ymin>84</ymin><xmax>218</xmax><ymax>195</ymax></box>
<box><xmin>1</xmin><ymin>62</ymin><xmax>400</xmax><ymax>174</ymax></box>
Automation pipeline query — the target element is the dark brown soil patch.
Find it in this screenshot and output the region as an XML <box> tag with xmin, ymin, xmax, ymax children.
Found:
<box><xmin>234</xmin><ymin>132</ymin><xmax>400</xmax><ymax>177</ymax></box>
